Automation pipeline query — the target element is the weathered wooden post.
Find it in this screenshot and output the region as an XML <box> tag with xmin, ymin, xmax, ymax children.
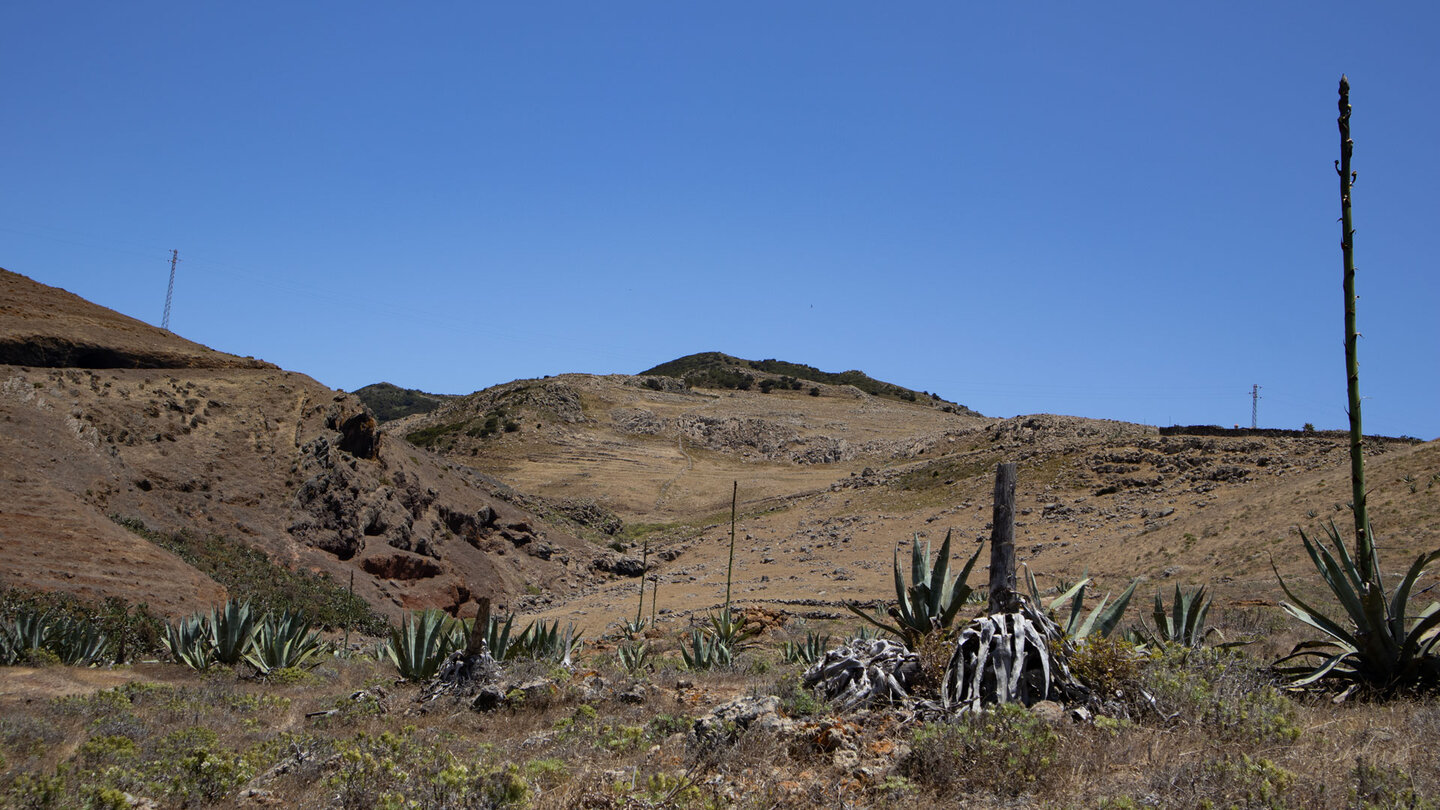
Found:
<box><xmin>465</xmin><ymin>597</ymin><xmax>491</xmax><ymax>657</ymax></box>
<box><xmin>987</xmin><ymin>462</ymin><xmax>1019</xmax><ymax>614</ymax></box>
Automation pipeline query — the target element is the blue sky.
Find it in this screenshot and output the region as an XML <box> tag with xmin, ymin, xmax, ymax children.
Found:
<box><xmin>4</xmin><ymin>3</ymin><xmax>1437</xmax><ymax>438</ymax></box>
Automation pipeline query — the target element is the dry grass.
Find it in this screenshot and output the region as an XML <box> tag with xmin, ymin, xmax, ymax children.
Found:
<box><xmin>3</xmin><ymin>631</ymin><xmax>1439</xmax><ymax>809</ymax></box>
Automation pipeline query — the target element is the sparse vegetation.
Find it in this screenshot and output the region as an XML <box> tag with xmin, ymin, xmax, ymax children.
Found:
<box><xmin>352</xmin><ymin>381</ymin><xmax>451</xmax><ymax>421</ymax></box>
<box><xmin>115</xmin><ymin>517</ymin><xmax>389</xmax><ymax>636</ymax></box>
<box><xmin>641</xmin><ymin>351</ymin><xmax>978</xmax><ymax>410</ymax></box>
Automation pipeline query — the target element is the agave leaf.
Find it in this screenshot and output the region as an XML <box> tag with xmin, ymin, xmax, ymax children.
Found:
<box><xmin>1057</xmin><ymin>580</ymin><xmax>1090</xmax><ymax>633</ymax></box>
<box><xmin>1301</xmin><ymin>528</ymin><xmax>1368</xmax><ymax>631</ymax></box>
<box><xmin>1288</xmin><ymin>650</ymin><xmax>1356</xmax><ymax>687</ymax></box>
<box><xmin>910</xmin><ymin>537</ymin><xmax>927</xmax><ymax>597</ymax></box>
<box><xmin>1391</xmin><ymin>550</ymin><xmax>1440</xmax><ymax>644</ymax></box>
<box><xmin>1401</xmin><ymin>605</ymin><xmax>1440</xmax><ymax>662</ymax></box>
<box><xmin>844</xmin><ymin>601</ymin><xmax>897</xmax><ymax>633</ymax></box>
<box><xmin>1090</xmin><ymin>578</ymin><xmax>1139</xmax><ymax>639</ymax></box>
<box><xmin>928</xmin><ymin>531</ymin><xmax>954</xmax><ymax>612</ymax></box>
<box><xmin>1272</xmin><ymin>556</ymin><xmax>1362</xmax><ymax>651</ymax></box>
<box><xmin>939</xmin><ymin>536</ymin><xmax>986</xmax><ymax>633</ymax></box>
<box><xmin>1073</xmin><ymin>593</ymin><xmax>1109</xmax><ymax>640</ymax></box>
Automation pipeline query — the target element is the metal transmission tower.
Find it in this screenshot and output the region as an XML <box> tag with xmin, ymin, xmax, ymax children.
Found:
<box><xmin>1251</xmin><ymin>384</ymin><xmax>1261</xmax><ymax>429</ymax></box>
<box><xmin>162</xmin><ymin>250</ymin><xmax>178</xmax><ymax>331</ymax></box>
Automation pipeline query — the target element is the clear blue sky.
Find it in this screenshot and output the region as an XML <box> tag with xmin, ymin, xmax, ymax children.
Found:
<box><xmin>4</xmin><ymin>3</ymin><xmax>1437</xmax><ymax>438</ymax></box>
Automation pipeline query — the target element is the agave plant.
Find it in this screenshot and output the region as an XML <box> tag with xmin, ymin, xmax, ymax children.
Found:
<box><xmin>846</xmin><ymin>624</ymin><xmax>883</xmax><ymax>644</ymax></box>
<box><xmin>47</xmin><ymin>616</ymin><xmax>114</xmax><ymax>666</ymax></box>
<box><xmin>781</xmin><ymin>631</ymin><xmax>832</xmax><ymax>666</ymax></box>
<box><xmin>1132</xmin><ymin>585</ymin><xmax>1226</xmax><ymax>649</ymax></box>
<box><xmin>5</xmin><ymin>610</ymin><xmax>52</xmax><ymax>658</ymax></box>
<box><xmin>616</xmin><ymin>639</ymin><xmax>652</xmax><ymax>674</ymax></box>
<box><xmin>1023</xmin><ymin>566</ymin><xmax>1137</xmax><ymax>642</ymax></box>
<box><xmin>680</xmin><ymin>628</ymin><xmax>733</xmax><ymax>670</ymax></box>
<box><xmin>207</xmin><ymin>599</ymin><xmax>260</xmax><ymax>666</ymax></box>
<box><xmin>942</xmin><ymin>599</ymin><xmax>1087</xmax><ymax>713</ymax></box>
<box><xmin>0</xmin><ymin>608</ymin><xmax>117</xmax><ymax>667</ymax></box>
<box><xmin>1271</xmin><ymin>78</ymin><xmax>1440</xmax><ymax>695</ymax></box>
<box><xmin>163</xmin><ymin>614</ymin><xmax>215</xmax><ymax>671</ymax></box>
<box><xmin>480</xmin><ymin>612</ymin><xmax>518</xmax><ymax>661</ymax></box>
<box><xmin>845</xmin><ymin>530</ymin><xmax>985</xmax><ymax>649</ymax></box>
<box><xmin>615</xmin><ymin>617</ymin><xmax>648</xmax><ymax>639</ymax></box>
<box><xmin>1274</xmin><ymin>521</ymin><xmax>1440</xmax><ymax>691</ymax></box>
<box><xmin>247</xmin><ymin>609</ymin><xmax>326</xmax><ymax>674</ymax></box>
<box><xmin>706</xmin><ymin>607</ymin><xmax>757</xmax><ymax>649</ymax></box>
<box><xmin>387</xmin><ymin>609</ymin><xmax>459</xmax><ymax>681</ymax></box>
<box><xmin>512</xmin><ymin>619</ymin><xmax>583</xmax><ymax>666</ymax></box>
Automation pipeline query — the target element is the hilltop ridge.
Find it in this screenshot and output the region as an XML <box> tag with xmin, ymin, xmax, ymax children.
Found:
<box><xmin>640</xmin><ymin>351</ymin><xmax>981</xmax><ymax>415</ymax></box>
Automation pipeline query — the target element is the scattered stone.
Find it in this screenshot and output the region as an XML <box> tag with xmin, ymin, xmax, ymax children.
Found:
<box><xmin>471</xmin><ymin>686</ymin><xmax>505</xmax><ymax>712</ymax></box>
<box><xmin>593</xmin><ymin>553</ymin><xmax>647</xmax><ymax>577</ymax></box>
<box><xmin>692</xmin><ymin>695</ymin><xmax>794</xmax><ymax>746</ymax></box>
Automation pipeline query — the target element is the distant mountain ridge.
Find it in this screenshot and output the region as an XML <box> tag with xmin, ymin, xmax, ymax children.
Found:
<box><xmin>641</xmin><ymin>351</ymin><xmax>981</xmax><ymax>416</ymax></box>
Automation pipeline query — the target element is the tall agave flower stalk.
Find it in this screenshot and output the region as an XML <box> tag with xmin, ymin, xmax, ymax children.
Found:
<box><xmin>1338</xmin><ymin>74</ymin><xmax>1369</xmax><ymax>561</ymax></box>
<box><xmin>1273</xmin><ymin>77</ymin><xmax>1440</xmax><ymax>693</ymax></box>
<box><xmin>725</xmin><ymin>480</ymin><xmax>738</xmax><ymax>611</ymax></box>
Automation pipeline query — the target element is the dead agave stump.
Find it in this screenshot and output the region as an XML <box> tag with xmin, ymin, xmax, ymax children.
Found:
<box><xmin>941</xmin><ymin>463</ymin><xmax>1089</xmax><ymax>713</ymax></box>
<box><xmin>422</xmin><ymin>598</ymin><xmax>501</xmax><ymax>702</ymax></box>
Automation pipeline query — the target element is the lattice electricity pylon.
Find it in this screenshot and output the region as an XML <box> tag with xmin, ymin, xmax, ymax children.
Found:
<box><xmin>162</xmin><ymin>250</ymin><xmax>178</xmax><ymax>331</ymax></box>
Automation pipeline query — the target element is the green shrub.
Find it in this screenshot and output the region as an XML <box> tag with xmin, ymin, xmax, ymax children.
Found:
<box><xmin>775</xmin><ymin>673</ymin><xmax>828</xmax><ymax>718</ymax></box>
<box><xmin>903</xmin><ymin>704</ymin><xmax>1059</xmax><ymax>797</ymax></box>
<box><xmin>115</xmin><ymin>518</ymin><xmax>389</xmax><ymax>635</ymax></box>
<box><xmin>1070</xmin><ymin>634</ymin><xmax>1144</xmax><ymax>700</ymax></box>
<box><xmin>1141</xmin><ymin>646</ymin><xmax>1299</xmax><ymax>744</ymax></box>
<box><xmin>1161</xmin><ymin>755</ymin><xmax>1295</xmax><ymax>809</ymax></box>
<box><xmin>1350</xmin><ymin>756</ymin><xmax>1440</xmax><ymax>809</ymax></box>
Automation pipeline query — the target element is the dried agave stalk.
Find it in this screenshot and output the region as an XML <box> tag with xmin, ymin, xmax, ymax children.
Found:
<box><xmin>803</xmin><ymin>637</ymin><xmax>921</xmax><ymax>711</ymax></box>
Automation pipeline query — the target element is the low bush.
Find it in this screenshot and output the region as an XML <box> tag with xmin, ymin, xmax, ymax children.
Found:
<box><xmin>1141</xmin><ymin>646</ymin><xmax>1300</xmax><ymax>744</ymax></box>
<box><xmin>903</xmin><ymin>703</ymin><xmax>1060</xmax><ymax>797</ymax></box>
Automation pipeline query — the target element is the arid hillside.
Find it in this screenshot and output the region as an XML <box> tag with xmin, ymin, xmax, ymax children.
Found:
<box><xmin>382</xmin><ymin>373</ymin><xmax>1439</xmax><ymax>636</ymax></box>
<box><xmin>0</xmin><ymin>268</ymin><xmax>607</xmax><ymax>621</ymax></box>
<box><xmin>5</xmin><ymin>266</ymin><xmax>1438</xmax><ymax>636</ymax></box>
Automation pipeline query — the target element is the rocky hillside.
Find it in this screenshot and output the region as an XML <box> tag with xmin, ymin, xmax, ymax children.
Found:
<box><xmin>382</xmin><ymin>352</ymin><xmax>1439</xmax><ymax>637</ymax></box>
<box><xmin>386</xmin><ymin>369</ymin><xmax>991</xmax><ymax>525</ymax></box>
<box><xmin>0</xmin><ymin>269</ymin><xmax>614</xmax><ymax>621</ymax></box>
<box><xmin>506</xmin><ymin>411</ymin><xmax>1439</xmax><ymax>635</ymax></box>
<box><xmin>6</xmin><ymin>267</ymin><xmax>1438</xmax><ymax>637</ymax></box>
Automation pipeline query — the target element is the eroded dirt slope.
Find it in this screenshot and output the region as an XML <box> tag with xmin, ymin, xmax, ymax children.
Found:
<box><xmin>0</xmin><ymin>268</ymin><xmax>611</xmax><ymax>619</ymax></box>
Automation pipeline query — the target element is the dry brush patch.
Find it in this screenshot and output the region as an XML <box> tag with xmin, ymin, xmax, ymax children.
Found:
<box><xmin>2</xmin><ymin>635</ymin><xmax>1438</xmax><ymax>809</ymax></box>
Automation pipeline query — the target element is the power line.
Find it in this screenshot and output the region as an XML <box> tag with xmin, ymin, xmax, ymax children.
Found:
<box><xmin>162</xmin><ymin>249</ymin><xmax>178</xmax><ymax>331</ymax></box>
<box><xmin>1251</xmin><ymin>383</ymin><xmax>1261</xmax><ymax>429</ymax></box>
